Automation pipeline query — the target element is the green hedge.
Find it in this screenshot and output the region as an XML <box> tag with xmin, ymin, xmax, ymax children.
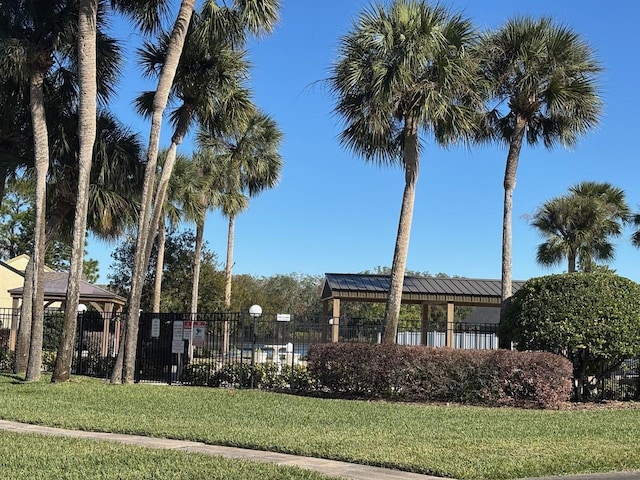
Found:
<box><xmin>307</xmin><ymin>343</ymin><xmax>572</xmax><ymax>408</ymax></box>
<box><xmin>183</xmin><ymin>361</ymin><xmax>315</xmax><ymax>391</ymax></box>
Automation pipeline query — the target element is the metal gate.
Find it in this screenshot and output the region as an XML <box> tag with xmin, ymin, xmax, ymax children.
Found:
<box><xmin>134</xmin><ymin>312</ymin><xmax>326</xmax><ymax>385</ymax></box>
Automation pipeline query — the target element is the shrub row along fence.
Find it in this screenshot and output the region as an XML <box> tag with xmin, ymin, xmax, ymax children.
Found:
<box><xmin>0</xmin><ymin>308</ymin><xmax>637</xmax><ymax>401</ymax></box>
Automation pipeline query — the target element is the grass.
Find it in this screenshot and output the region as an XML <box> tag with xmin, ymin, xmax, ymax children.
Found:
<box><xmin>0</xmin><ymin>430</ymin><xmax>332</xmax><ymax>480</ymax></box>
<box><xmin>1</xmin><ymin>374</ymin><xmax>639</xmax><ymax>479</ymax></box>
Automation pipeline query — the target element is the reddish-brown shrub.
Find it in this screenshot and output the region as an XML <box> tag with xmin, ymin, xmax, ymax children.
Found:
<box><xmin>307</xmin><ymin>343</ymin><xmax>572</xmax><ymax>408</ymax></box>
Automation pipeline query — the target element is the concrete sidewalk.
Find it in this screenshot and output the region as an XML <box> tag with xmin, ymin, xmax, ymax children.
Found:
<box><xmin>1</xmin><ymin>419</ymin><xmax>639</xmax><ymax>480</ymax></box>
<box><xmin>0</xmin><ymin>419</ymin><xmax>445</xmax><ymax>480</ymax></box>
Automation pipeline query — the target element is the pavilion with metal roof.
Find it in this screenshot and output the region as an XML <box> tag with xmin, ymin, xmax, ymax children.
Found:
<box><xmin>321</xmin><ymin>273</ymin><xmax>525</xmax><ymax>346</ymax></box>
<box><xmin>7</xmin><ymin>271</ymin><xmax>126</xmax><ymax>354</ymax></box>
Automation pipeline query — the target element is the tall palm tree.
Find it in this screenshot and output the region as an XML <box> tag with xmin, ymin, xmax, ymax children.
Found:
<box><xmin>478</xmin><ymin>17</ymin><xmax>602</xmax><ymax>321</ymax></box>
<box><xmin>53</xmin><ymin>0</ymin><xmax>133</xmax><ymax>382</ymax></box>
<box><xmin>114</xmin><ymin>0</ymin><xmax>280</xmax><ymax>384</ymax></box>
<box><xmin>151</xmin><ymin>151</ymin><xmax>193</xmax><ymax>313</ymax></box>
<box><xmin>532</xmin><ymin>182</ymin><xmax>630</xmax><ymax>273</ymax></box>
<box><xmin>2</xmin><ymin>0</ymin><xmax>79</xmax><ymax>380</ymax></box>
<box><xmin>184</xmin><ymin>152</ymin><xmax>220</xmax><ymax>315</ymax></box>
<box><xmin>60</xmin><ymin>0</ymin><xmax>171</xmax><ymax>382</ymax></box>
<box><xmin>135</xmin><ymin>20</ymin><xmax>252</xmax><ymax>272</ymax></box>
<box><xmin>198</xmin><ymin>109</ymin><xmax>283</xmax><ymax>310</ymax></box>
<box><xmin>330</xmin><ymin>0</ymin><xmax>482</xmax><ymax>343</ymax></box>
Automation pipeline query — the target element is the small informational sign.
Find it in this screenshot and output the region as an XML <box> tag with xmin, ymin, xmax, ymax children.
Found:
<box><xmin>276</xmin><ymin>313</ymin><xmax>291</xmax><ymax>322</ymax></box>
<box><xmin>192</xmin><ymin>322</ymin><xmax>206</xmax><ymax>347</ymax></box>
<box><xmin>183</xmin><ymin>321</ymin><xmax>192</xmax><ymax>340</ymax></box>
<box><xmin>151</xmin><ymin>318</ymin><xmax>161</xmax><ymax>338</ymax></box>
<box><xmin>183</xmin><ymin>321</ymin><xmax>207</xmax><ymax>346</ymax></box>
<box><xmin>172</xmin><ymin>320</ymin><xmax>184</xmax><ymax>354</ymax></box>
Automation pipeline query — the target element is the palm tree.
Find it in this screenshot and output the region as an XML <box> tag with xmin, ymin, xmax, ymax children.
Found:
<box><xmin>135</xmin><ymin>20</ymin><xmax>252</xmax><ymax>272</ymax></box>
<box><xmin>633</xmin><ymin>213</ymin><xmax>640</xmax><ymax>249</ymax></box>
<box><xmin>198</xmin><ymin>109</ymin><xmax>283</xmax><ymax>310</ymax></box>
<box><xmin>478</xmin><ymin>17</ymin><xmax>602</xmax><ymax>321</ymax></box>
<box><xmin>220</xmin><ymin>190</ymin><xmax>249</xmax><ymax>310</ymax></box>
<box><xmin>330</xmin><ymin>0</ymin><xmax>482</xmax><ymax>343</ymax></box>
<box><xmin>151</xmin><ymin>151</ymin><xmax>193</xmax><ymax>313</ymax></box>
<box><xmin>59</xmin><ymin>0</ymin><xmax>171</xmax><ymax>381</ymax></box>
<box><xmin>532</xmin><ymin>182</ymin><xmax>630</xmax><ymax>273</ymax></box>
<box><xmin>0</xmin><ymin>77</ymin><xmax>31</xmax><ymax>210</ymax></box>
<box><xmin>54</xmin><ymin>0</ymin><xmax>133</xmax><ymax>382</ymax></box>
<box><xmin>114</xmin><ymin>0</ymin><xmax>280</xmax><ymax>384</ymax></box>
<box><xmin>185</xmin><ymin>152</ymin><xmax>220</xmax><ymax>316</ymax></box>
<box><xmin>1</xmin><ymin>0</ymin><xmax>79</xmax><ymax>380</ymax></box>
<box><xmin>49</xmin><ymin>109</ymin><xmax>144</xmax><ymax>382</ymax></box>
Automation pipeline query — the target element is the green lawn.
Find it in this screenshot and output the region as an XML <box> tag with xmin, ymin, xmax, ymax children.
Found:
<box><xmin>1</xmin><ymin>374</ymin><xmax>639</xmax><ymax>480</ymax></box>
<box><xmin>0</xmin><ymin>430</ymin><xmax>333</xmax><ymax>480</ymax></box>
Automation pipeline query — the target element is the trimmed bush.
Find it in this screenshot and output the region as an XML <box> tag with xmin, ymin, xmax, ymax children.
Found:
<box><xmin>307</xmin><ymin>343</ymin><xmax>572</xmax><ymax>408</ymax></box>
<box><xmin>503</xmin><ymin>273</ymin><xmax>640</xmax><ymax>400</ymax></box>
<box><xmin>183</xmin><ymin>361</ymin><xmax>314</xmax><ymax>391</ymax></box>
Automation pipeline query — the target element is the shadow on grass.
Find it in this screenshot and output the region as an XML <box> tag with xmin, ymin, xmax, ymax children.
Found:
<box><xmin>0</xmin><ymin>373</ymin><xmax>27</xmax><ymax>384</ymax></box>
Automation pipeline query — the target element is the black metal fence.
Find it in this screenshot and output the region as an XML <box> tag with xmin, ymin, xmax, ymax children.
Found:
<box><xmin>598</xmin><ymin>357</ymin><xmax>640</xmax><ymax>401</ymax></box>
<box><xmin>1</xmin><ymin>307</ymin><xmax>638</xmax><ymax>401</ymax></box>
<box><xmin>135</xmin><ymin>312</ymin><xmax>329</xmax><ymax>385</ymax></box>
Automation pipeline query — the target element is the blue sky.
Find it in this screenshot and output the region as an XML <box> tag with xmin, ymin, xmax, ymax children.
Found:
<box><xmin>88</xmin><ymin>0</ymin><xmax>640</xmax><ymax>285</ymax></box>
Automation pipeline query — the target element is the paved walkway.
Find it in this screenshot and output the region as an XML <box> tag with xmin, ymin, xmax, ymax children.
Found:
<box><xmin>0</xmin><ymin>419</ymin><xmax>444</xmax><ymax>480</ymax></box>
<box><xmin>1</xmin><ymin>419</ymin><xmax>639</xmax><ymax>480</ymax></box>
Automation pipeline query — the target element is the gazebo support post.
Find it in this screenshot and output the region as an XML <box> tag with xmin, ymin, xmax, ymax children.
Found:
<box><xmin>445</xmin><ymin>302</ymin><xmax>455</xmax><ymax>348</ymax></box>
<box><xmin>331</xmin><ymin>298</ymin><xmax>340</xmax><ymax>343</ymax></box>
<box><xmin>420</xmin><ymin>303</ymin><xmax>430</xmax><ymax>346</ymax></box>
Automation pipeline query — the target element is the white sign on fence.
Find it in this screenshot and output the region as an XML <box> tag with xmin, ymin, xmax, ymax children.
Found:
<box><xmin>276</xmin><ymin>313</ymin><xmax>291</xmax><ymax>322</ymax></box>
<box><xmin>151</xmin><ymin>318</ymin><xmax>161</xmax><ymax>338</ymax></box>
<box><xmin>183</xmin><ymin>321</ymin><xmax>207</xmax><ymax>347</ymax></box>
<box><xmin>172</xmin><ymin>321</ymin><xmax>184</xmax><ymax>354</ymax></box>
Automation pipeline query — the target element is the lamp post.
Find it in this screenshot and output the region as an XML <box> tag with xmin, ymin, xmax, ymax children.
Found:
<box><xmin>248</xmin><ymin>305</ymin><xmax>262</xmax><ymax>388</ymax></box>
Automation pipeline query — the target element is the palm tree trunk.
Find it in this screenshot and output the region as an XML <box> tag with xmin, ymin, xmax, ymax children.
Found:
<box><xmin>113</xmin><ymin>0</ymin><xmax>195</xmax><ymax>384</ymax></box>
<box><xmin>53</xmin><ymin>0</ymin><xmax>98</xmax><ymax>383</ymax></box>
<box><xmin>25</xmin><ymin>70</ymin><xmax>50</xmax><ymax>381</ymax></box>
<box><xmin>224</xmin><ymin>215</ymin><xmax>235</xmax><ymax>309</ymax></box>
<box><xmin>144</xmin><ymin>137</ymin><xmax>183</xmax><ymax>268</ymax></box>
<box><xmin>499</xmin><ymin>117</ymin><xmax>527</xmax><ymax>331</ymax></box>
<box><xmin>152</xmin><ymin>222</ymin><xmax>166</xmax><ymax>313</ymax></box>
<box><xmin>568</xmin><ymin>249</ymin><xmax>577</xmax><ymax>273</ymax></box>
<box><xmin>222</xmin><ymin>215</ymin><xmax>235</xmax><ymax>356</ymax></box>
<box><xmin>191</xmin><ymin>220</ymin><xmax>204</xmax><ymax>315</ymax></box>
<box><xmin>382</xmin><ymin>117</ymin><xmax>419</xmax><ymax>344</ymax></box>
<box><xmin>0</xmin><ymin>169</ymin><xmax>7</xmax><ymax>210</ymax></box>
<box><xmin>14</xmin><ymin>258</ymin><xmax>34</xmax><ymax>374</ymax></box>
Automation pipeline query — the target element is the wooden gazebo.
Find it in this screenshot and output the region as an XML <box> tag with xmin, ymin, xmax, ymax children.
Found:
<box><xmin>321</xmin><ymin>273</ymin><xmax>525</xmax><ymax>346</ymax></box>
<box><xmin>8</xmin><ymin>272</ymin><xmax>126</xmax><ymax>355</ymax></box>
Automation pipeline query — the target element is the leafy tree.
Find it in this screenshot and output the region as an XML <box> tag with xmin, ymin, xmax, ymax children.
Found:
<box><xmin>478</xmin><ymin>17</ymin><xmax>603</xmax><ymax>322</ymax></box>
<box><xmin>108</xmin><ymin>230</ymin><xmax>224</xmax><ymax>313</ymax></box>
<box><xmin>0</xmin><ymin>176</ymin><xmax>103</xmax><ymax>279</ymax></box>
<box><xmin>531</xmin><ymin>182</ymin><xmax>630</xmax><ymax>273</ymax></box>
<box><xmin>330</xmin><ymin>0</ymin><xmax>482</xmax><ymax>344</ymax></box>
<box><xmin>502</xmin><ymin>273</ymin><xmax>640</xmax><ymax>400</ymax></box>
<box><xmin>0</xmin><ymin>178</ymin><xmax>33</xmax><ymax>260</ymax></box>
<box><xmin>228</xmin><ymin>273</ymin><xmax>324</xmax><ymax>318</ymax></box>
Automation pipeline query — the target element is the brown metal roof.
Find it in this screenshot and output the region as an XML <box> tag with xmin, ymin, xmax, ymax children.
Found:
<box><xmin>9</xmin><ymin>272</ymin><xmax>126</xmax><ymax>305</ymax></box>
<box><xmin>321</xmin><ymin>273</ymin><xmax>525</xmax><ymax>306</ymax></box>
